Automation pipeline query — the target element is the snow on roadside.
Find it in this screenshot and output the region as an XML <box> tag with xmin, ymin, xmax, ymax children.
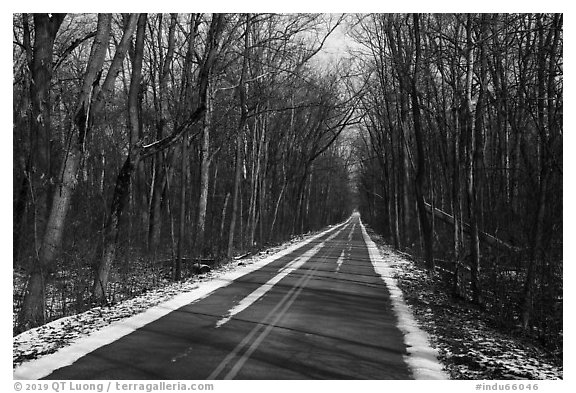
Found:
<box><xmin>13</xmin><ymin>223</ymin><xmax>345</xmax><ymax>370</ymax></box>
<box><xmin>358</xmin><ymin>216</ymin><xmax>448</xmax><ymax>380</ymax></box>
<box><xmin>364</xmin><ymin>226</ymin><xmax>563</xmax><ymax>380</ymax></box>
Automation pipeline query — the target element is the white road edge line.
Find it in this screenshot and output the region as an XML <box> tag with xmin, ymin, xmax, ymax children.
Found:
<box><xmin>357</xmin><ymin>213</ymin><xmax>449</xmax><ymax>380</ymax></box>
<box><xmin>13</xmin><ymin>218</ymin><xmax>352</xmax><ymax>380</ymax></box>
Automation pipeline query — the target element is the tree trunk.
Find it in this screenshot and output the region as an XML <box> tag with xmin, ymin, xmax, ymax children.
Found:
<box><xmin>13</xmin><ymin>159</ymin><xmax>30</xmax><ymax>264</ymax></box>
<box><xmin>175</xmin><ymin>135</ymin><xmax>188</xmax><ymax>281</ymax></box>
<box><xmin>220</xmin><ymin>192</ymin><xmax>230</xmax><ymax>244</ymax></box>
<box><xmin>19</xmin><ymin>146</ymin><xmax>81</xmax><ymax>331</ymax></box>
<box><xmin>465</xmin><ymin>14</ymin><xmax>482</xmax><ymax>304</ymax></box>
<box><xmin>149</xmin><ymin>14</ymin><xmax>177</xmax><ymax>254</ymax></box>
<box><xmin>196</xmin><ymin>82</ymin><xmax>212</xmax><ymax>255</ymax></box>
<box><xmin>521</xmin><ymin>170</ymin><xmax>547</xmax><ymax>330</ymax></box>
<box><xmin>410</xmin><ymin>13</ymin><xmax>434</xmax><ymax>272</ymax></box>
<box><xmin>452</xmin><ymin>106</ymin><xmax>464</xmax><ymax>297</ymax></box>
<box><xmin>400</xmin><ymin>112</ymin><xmax>411</xmax><ymax>246</ymax></box>
<box><xmin>91</xmin><ymin>14</ymin><xmax>138</xmax><ymax>117</ymax></box>
<box><xmin>228</xmin><ymin>133</ymin><xmax>243</xmax><ymax>258</ymax></box>
<box><xmin>28</xmin><ymin>14</ymin><xmax>67</xmax><ymax>256</ymax></box>
<box><xmin>18</xmin><ymin>14</ymin><xmax>110</xmax><ymax>331</ymax></box>
<box><xmin>92</xmin><ymin>154</ymin><xmax>137</xmax><ymax>301</ymax></box>
<box><xmin>228</xmin><ymin>14</ymin><xmax>251</xmax><ymax>258</ymax></box>
<box><xmin>92</xmin><ymin>13</ymin><xmax>147</xmax><ymax>303</ymax></box>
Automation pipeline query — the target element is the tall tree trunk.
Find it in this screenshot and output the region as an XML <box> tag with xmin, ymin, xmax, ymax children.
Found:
<box><xmin>248</xmin><ymin>115</ymin><xmax>264</xmax><ymax>247</ymax></box>
<box><xmin>464</xmin><ymin>14</ymin><xmax>482</xmax><ymax>304</ymax></box>
<box><xmin>196</xmin><ymin>83</ymin><xmax>212</xmax><ymax>255</ymax></box>
<box><xmin>13</xmin><ymin>14</ymin><xmax>34</xmax><ymax>265</ymax></box>
<box><xmin>410</xmin><ymin>13</ymin><xmax>434</xmax><ymax>272</ymax></box>
<box><xmin>92</xmin><ymin>13</ymin><xmax>147</xmax><ymax>302</ymax></box>
<box><xmin>452</xmin><ymin>106</ymin><xmax>464</xmax><ymax>297</ymax></box>
<box><xmin>228</xmin><ymin>133</ymin><xmax>243</xmax><ymax>258</ymax></box>
<box><xmin>28</xmin><ymin>14</ymin><xmax>67</xmax><ymax>257</ymax></box>
<box><xmin>175</xmin><ymin>135</ymin><xmax>188</xmax><ymax>280</ymax></box>
<box><xmin>383</xmin><ymin>86</ymin><xmax>402</xmax><ymax>249</ymax></box>
<box><xmin>258</xmin><ymin>118</ymin><xmax>270</xmax><ymax>245</ymax></box>
<box><xmin>386</xmin><ymin>21</ymin><xmax>412</xmax><ymax>248</ymax></box>
<box><xmin>149</xmin><ymin>13</ymin><xmax>177</xmax><ymax>254</ymax></box>
<box><xmin>130</xmin><ymin>15</ymin><xmax>149</xmax><ymax>233</ymax></box>
<box><xmin>228</xmin><ymin>13</ymin><xmax>251</xmax><ymax>258</ymax></box>
<box><xmin>18</xmin><ymin>14</ymin><xmax>110</xmax><ymax>332</ymax></box>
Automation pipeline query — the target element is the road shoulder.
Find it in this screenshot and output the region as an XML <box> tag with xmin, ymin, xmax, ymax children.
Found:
<box><xmin>358</xmin><ymin>217</ymin><xmax>449</xmax><ymax>380</ymax></box>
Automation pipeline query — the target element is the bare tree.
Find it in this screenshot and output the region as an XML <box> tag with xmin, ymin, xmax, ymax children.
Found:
<box><xmin>18</xmin><ymin>14</ymin><xmax>111</xmax><ymax>331</ymax></box>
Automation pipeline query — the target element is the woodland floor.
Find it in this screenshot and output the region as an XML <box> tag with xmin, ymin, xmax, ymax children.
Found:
<box><xmin>365</xmin><ymin>228</ymin><xmax>563</xmax><ymax>380</ymax></box>
<box><xmin>13</xmin><ymin>226</ymin><xmax>563</xmax><ymax>379</ymax></box>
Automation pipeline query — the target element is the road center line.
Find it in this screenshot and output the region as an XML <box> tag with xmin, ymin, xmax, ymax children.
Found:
<box><xmin>335</xmin><ymin>222</ymin><xmax>355</xmax><ymax>273</ymax></box>
<box><xmin>348</xmin><ymin>223</ymin><xmax>356</xmax><ymax>241</ymax></box>
<box><xmin>223</xmin><ymin>264</ymin><xmax>319</xmax><ymax>380</ymax></box>
<box><xmin>208</xmin><ymin>262</ymin><xmax>320</xmax><ymax>379</ymax></box>
<box><xmin>214</xmin><ymin>227</ymin><xmax>345</xmax><ymax>328</ymax></box>
<box><xmin>335</xmin><ymin>250</ymin><xmax>345</xmax><ymax>272</ymax></box>
<box><xmin>208</xmin><ymin>226</ymin><xmax>346</xmax><ymax>379</ymax></box>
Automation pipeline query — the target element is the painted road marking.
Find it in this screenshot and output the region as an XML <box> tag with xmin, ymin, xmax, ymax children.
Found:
<box><xmin>208</xmin><ymin>243</ymin><xmax>337</xmax><ymax>379</ymax></box>
<box><xmin>335</xmin><ymin>249</ymin><xmax>345</xmax><ymax>272</ymax></box>
<box><xmin>208</xmin><ymin>225</ymin><xmax>347</xmax><ymax>378</ymax></box>
<box><xmin>223</xmin><ymin>264</ymin><xmax>319</xmax><ymax>379</ymax></box>
<box><xmin>335</xmin><ymin>222</ymin><xmax>355</xmax><ymax>273</ymax></box>
<box><xmin>215</xmin><ymin>226</ymin><xmax>346</xmax><ymax>328</ymax></box>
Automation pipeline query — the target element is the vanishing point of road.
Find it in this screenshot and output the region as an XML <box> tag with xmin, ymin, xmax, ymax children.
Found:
<box><xmin>14</xmin><ymin>213</ymin><xmax>446</xmax><ymax>380</ymax></box>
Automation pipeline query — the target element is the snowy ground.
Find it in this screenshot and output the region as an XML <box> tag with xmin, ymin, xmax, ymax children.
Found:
<box><xmin>365</xmin><ymin>228</ymin><xmax>563</xmax><ymax>380</ymax></box>
<box><xmin>13</xmin><ymin>225</ymin><xmax>563</xmax><ymax>379</ymax></box>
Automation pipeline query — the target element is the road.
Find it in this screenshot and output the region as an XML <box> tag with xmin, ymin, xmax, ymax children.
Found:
<box><xmin>17</xmin><ymin>214</ymin><xmax>438</xmax><ymax>380</ymax></box>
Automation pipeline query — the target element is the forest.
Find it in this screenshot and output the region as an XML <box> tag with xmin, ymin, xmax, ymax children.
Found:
<box><xmin>13</xmin><ymin>13</ymin><xmax>562</xmax><ymax>354</ymax></box>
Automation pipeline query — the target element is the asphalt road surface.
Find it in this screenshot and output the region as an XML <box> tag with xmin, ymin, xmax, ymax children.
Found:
<box><xmin>32</xmin><ymin>215</ymin><xmax>416</xmax><ymax>379</ymax></box>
